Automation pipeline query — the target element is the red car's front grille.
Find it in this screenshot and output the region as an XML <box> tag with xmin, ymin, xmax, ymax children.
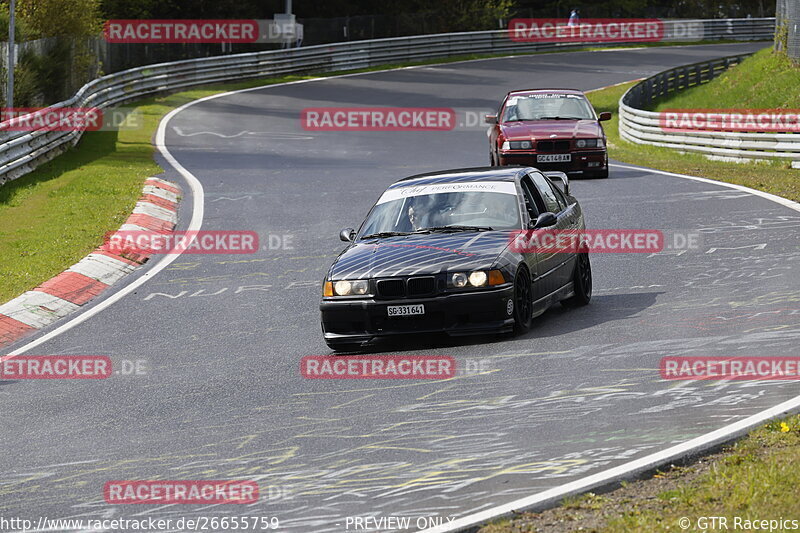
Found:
<box><xmin>536</xmin><ymin>140</ymin><xmax>571</xmax><ymax>152</ymax></box>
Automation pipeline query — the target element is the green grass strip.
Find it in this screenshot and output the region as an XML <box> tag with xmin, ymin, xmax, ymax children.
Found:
<box><xmin>0</xmin><ymin>75</ymin><xmax>311</xmax><ymax>303</ymax></box>
<box><xmin>585</xmin><ymin>52</ymin><xmax>798</xmax><ymax>202</ymax></box>
<box><xmin>605</xmin><ymin>415</ymin><xmax>800</xmax><ymax>531</ymax></box>
<box><xmin>478</xmin><ymin>415</ymin><xmax>800</xmax><ymax>532</ymax></box>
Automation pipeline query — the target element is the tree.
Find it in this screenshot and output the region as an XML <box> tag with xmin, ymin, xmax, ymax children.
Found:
<box><xmin>13</xmin><ymin>0</ymin><xmax>102</xmax><ymax>39</ymax></box>
<box><xmin>0</xmin><ymin>0</ymin><xmax>103</xmax><ymax>106</ymax></box>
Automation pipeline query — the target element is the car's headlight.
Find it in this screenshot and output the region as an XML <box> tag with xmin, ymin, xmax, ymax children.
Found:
<box><xmin>324</xmin><ymin>279</ymin><xmax>370</xmax><ymax>296</ymax></box>
<box><xmin>502</xmin><ymin>140</ymin><xmax>532</xmax><ymax>150</ymax></box>
<box><xmin>576</xmin><ymin>138</ymin><xmax>604</xmax><ymax>148</ymax></box>
<box><xmin>448</xmin><ymin>270</ymin><xmax>506</xmax><ymax>288</ymax></box>
<box><xmin>451</xmin><ymin>273</ymin><xmax>468</xmax><ymax>288</ymax></box>
<box><xmin>469</xmin><ymin>271</ymin><xmax>488</xmax><ymax>287</ymax></box>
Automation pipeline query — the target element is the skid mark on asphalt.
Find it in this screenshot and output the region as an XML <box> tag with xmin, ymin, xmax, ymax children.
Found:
<box><xmin>2</xmin><ymin>333</ymin><xmax>799</xmax><ymax>530</ymax></box>
<box><xmin>172</xmin><ymin>126</ymin><xmax>314</xmax><ymax>140</ymax></box>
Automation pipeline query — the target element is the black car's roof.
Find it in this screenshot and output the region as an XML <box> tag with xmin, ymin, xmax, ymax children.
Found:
<box><xmin>390</xmin><ymin>167</ymin><xmax>528</xmax><ymax>189</ymax></box>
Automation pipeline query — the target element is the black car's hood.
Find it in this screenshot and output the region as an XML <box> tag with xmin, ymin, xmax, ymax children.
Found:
<box><xmin>330</xmin><ymin>231</ymin><xmax>514</xmax><ymax>279</ymax></box>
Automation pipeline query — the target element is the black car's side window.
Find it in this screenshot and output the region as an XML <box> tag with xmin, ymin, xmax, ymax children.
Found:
<box><xmin>545</xmin><ymin>178</ymin><xmax>568</xmax><ymax>211</ymax></box>
<box><xmin>529</xmin><ymin>172</ymin><xmax>562</xmax><ymax>214</ymax></box>
<box><xmin>519</xmin><ymin>177</ymin><xmax>543</xmax><ymax>219</ymax></box>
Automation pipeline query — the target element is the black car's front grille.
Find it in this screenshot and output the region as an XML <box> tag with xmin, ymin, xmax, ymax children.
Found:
<box><xmin>375</xmin><ymin>276</ymin><xmax>438</xmax><ymax>298</ymax></box>
<box><xmin>407</xmin><ymin>276</ymin><xmax>435</xmax><ymax>296</ymax></box>
<box><xmin>376</xmin><ymin>279</ymin><xmax>405</xmax><ymax>298</ymax></box>
<box><xmin>537</xmin><ymin>140</ymin><xmax>571</xmax><ymax>152</ymax></box>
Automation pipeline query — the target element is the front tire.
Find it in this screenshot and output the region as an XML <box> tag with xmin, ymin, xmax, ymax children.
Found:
<box><xmin>513</xmin><ymin>266</ymin><xmax>533</xmax><ymax>333</ymax></box>
<box><xmin>562</xmin><ymin>252</ymin><xmax>592</xmax><ymax>307</ymax></box>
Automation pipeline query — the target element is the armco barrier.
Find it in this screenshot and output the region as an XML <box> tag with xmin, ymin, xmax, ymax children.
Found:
<box><xmin>0</xmin><ymin>17</ymin><xmax>776</xmax><ymax>187</ymax></box>
<box><xmin>619</xmin><ymin>53</ymin><xmax>800</xmax><ymax>162</ymax></box>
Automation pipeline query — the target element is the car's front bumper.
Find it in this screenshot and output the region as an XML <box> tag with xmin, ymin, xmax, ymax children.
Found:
<box><xmin>499</xmin><ymin>150</ymin><xmax>607</xmax><ymax>174</ymax></box>
<box><xmin>320</xmin><ymin>285</ymin><xmax>516</xmax><ymax>345</ymax></box>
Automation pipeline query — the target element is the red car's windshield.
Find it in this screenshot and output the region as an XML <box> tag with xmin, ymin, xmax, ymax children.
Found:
<box><xmin>502</xmin><ymin>94</ymin><xmax>595</xmax><ymax>121</ymax></box>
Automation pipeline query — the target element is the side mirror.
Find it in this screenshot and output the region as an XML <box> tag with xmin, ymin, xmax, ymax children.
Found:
<box><xmin>530</xmin><ymin>212</ymin><xmax>558</xmax><ymax>229</ymax></box>
<box><xmin>484</xmin><ymin>114</ymin><xmax>498</xmax><ymax>125</ymax></box>
<box><xmin>598</xmin><ymin>112</ymin><xmax>612</xmax><ymax>122</ymax></box>
<box><xmin>339</xmin><ymin>228</ymin><xmax>355</xmax><ymax>242</ymax></box>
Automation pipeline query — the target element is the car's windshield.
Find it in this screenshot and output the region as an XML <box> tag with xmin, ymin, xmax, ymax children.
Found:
<box><xmin>359</xmin><ymin>182</ymin><xmax>521</xmax><ymax>238</ymax></box>
<box><xmin>502</xmin><ymin>94</ymin><xmax>595</xmax><ymax>121</ymax></box>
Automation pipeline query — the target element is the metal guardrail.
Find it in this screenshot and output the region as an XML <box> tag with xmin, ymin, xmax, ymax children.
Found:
<box><xmin>0</xmin><ymin>17</ymin><xmax>776</xmax><ymax>187</ymax></box>
<box><xmin>619</xmin><ymin>53</ymin><xmax>800</xmax><ymax>162</ymax></box>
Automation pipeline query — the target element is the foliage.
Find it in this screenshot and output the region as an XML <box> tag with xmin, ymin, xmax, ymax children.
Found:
<box><xmin>14</xmin><ymin>0</ymin><xmax>102</xmax><ymax>39</ymax></box>
<box><xmin>417</xmin><ymin>0</ymin><xmax>515</xmax><ymax>31</ymax></box>
<box><xmin>0</xmin><ymin>1</ymin><xmax>101</xmax><ymax>106</ymax></box>
<box><xmin>97</xmin><ymin>0</ymin><xmax>775</xmax><ymax>20</ymax></box>
<box><xmin>0</xmin><ymin>2</ymin><xmax>33</xmax><ymax>39</ymax></box>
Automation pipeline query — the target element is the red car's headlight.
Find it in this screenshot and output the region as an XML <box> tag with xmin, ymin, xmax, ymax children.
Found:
<box><xmin>576</xmin><ymin>138</ymin><xmax>604</xmax><ymax>149</ymax></box>
<box><xmin>502</xmin><ymin>140</ymin><xmax>533</xmax><ymax>150</ymax></box>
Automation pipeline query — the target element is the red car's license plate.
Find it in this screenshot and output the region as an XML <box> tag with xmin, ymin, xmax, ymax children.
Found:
<box><xmin>537</xmin><ymin>153</ymin><xmax>571</xmax><ymax>162</ymax></box>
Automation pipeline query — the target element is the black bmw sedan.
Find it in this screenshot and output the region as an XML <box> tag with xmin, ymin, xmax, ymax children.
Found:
<box><xmin>320</xmin><ymin>167</ymin><xmax>591</xmax><ymax>351</ymax></box>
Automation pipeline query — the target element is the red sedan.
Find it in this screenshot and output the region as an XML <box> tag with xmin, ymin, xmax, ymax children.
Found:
<box><xmin>486</xmin><ymin>89</ymin><xmax>611</xmax><ymax>178</ymax></box>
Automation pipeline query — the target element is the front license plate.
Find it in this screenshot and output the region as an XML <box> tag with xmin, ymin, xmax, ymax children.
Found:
<box><xmin>537</xmin><ymin>153</ymin><xmax>571</xmax><ymax>163</ymax></box>
<box><xmin>387</xmin><ymin>304</ymin><xmax>425</xmax><ymax>317</ymax></box>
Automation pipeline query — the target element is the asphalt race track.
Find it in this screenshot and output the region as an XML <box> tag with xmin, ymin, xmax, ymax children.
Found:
<box><xmin>2</xmin><ymin>42</ymin><xmax>800</xmax><ymax>532</ymax></box>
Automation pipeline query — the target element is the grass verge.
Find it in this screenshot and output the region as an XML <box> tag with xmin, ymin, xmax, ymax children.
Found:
<box><xmin>480</xmin><ymin>48</ymin><xmax>799</xmax><ymax>533</ymax></box>
<box><xmin>0</xmin><ymin>73</ymin><xmax>334</xmax><ymax>304</ymax></box>
<box><xmin>478</xmin><ymin>415</ymin><xmax>800</xmax><ymax>532</ymax></box>
<box><xmin>585</xmin><ymin>48</ymin><xmax>799</xmax><ymax>202</ymax></box>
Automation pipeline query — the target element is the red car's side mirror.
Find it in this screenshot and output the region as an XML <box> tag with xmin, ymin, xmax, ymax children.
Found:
<box><xmin>598</xmin><ymin>112</ymin><xmax>612</xmax><ymax>121</ymax></box>
<box><xmin>485</xmin><ymin>114</ymin><xmax>498</xmax><ymax>125</ymax></box>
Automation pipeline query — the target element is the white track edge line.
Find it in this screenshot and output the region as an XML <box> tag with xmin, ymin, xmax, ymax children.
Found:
<box><xmin>3</xmin><ymin>68</ymin><xmax>456</xmax><ymax>356</ymax></box>
<box><xmin>5</xmin><ymin>47</ymin><xmax>794</xmax><ymax>533</ymax></box>
<box><xmin>2</xmin><ymin>45</ymin><xmax>696</xmax><ymax>356</ymax></box>
<box><xmin>5</xmin><ymin>52</ymin><xmax>636</xmax><ymax>356</ymax></box>
<box><xmin>422</xmin><ymin>394</ymin><xmax>800</xmax><ymax>533</ymax></box>
<box><xmin>610</xmin><ymin>163</ymin><xmax>800</xmax><ymax>213</ymax></box>
<box><xmin>420</xmin><ymin>164</ymin><xmax>800</xmax><ymax>533</ymax></box>
<box><xmin>0</xmin><ymin>67</ymin><xmax>493</xmax><ymax>356</ymax></box>
<box><xmin>5</xmin><ymin>102</ymin><xmax>206</xmax><ymax>356</ymax></box>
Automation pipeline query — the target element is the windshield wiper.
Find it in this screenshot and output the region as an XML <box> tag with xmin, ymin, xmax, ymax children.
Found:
<box><xmin>415</xmin><ymin>225</ymin><xmax>494</xmax><ymax>233</ymax></box>
<box><xmin>360</xmin><ymin>231</ymin><xmax>412</xmax><ymax>239</ymax></box>
<box><xmin>537</xmin><ymin>116</ymin><xmax>585</xmax><ymax>120</ymax></box>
